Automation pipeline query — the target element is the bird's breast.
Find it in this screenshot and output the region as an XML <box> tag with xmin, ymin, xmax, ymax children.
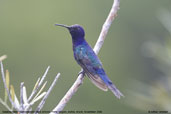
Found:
<box><xmin>73</xmin><ymin>45</ymin><xmax>84</xmax><ymax>59</ymax></box>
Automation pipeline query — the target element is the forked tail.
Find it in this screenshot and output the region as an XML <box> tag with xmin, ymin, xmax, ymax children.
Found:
<box><xmin>108</xmin><ymin>83</ymin><xmax>124</xmax><ymax>99</ymax></box>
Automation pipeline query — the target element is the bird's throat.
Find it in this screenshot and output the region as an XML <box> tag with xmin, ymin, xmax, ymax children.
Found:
<box><xmin>72</xmin><ymin>36</ymin><xmax>86</xmax><ymax>47</ymax></box>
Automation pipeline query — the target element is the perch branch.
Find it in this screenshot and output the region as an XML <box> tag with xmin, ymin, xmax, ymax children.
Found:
<box><xmin>94</xmin><ymin>0</ymin><xmax>120</xmax><ymax>54</ymax></box>
<box><xmin>51</xmin><ymin>0</ymin><xmax>120</xmax><ymax>113</ymax></box>
<box><xmin>50</xmin><ymin>73</ymin><xmax>84</xmax><ymax>114</ymax></box>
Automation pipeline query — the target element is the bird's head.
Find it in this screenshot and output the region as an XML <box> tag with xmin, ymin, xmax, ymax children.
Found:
<box><xmin>55</xmin><ymin>24</ymin><xmax>85</xmax><ymax>39</ymax></box>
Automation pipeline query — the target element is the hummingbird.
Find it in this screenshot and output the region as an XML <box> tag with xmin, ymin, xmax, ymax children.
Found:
<box><xmin>55</xmin><ymin>24</ymin><xmax>124</xmax><ymax>99</ymax></box>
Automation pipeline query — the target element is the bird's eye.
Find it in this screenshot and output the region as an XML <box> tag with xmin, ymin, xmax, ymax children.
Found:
<box><xmin>77</xmin><ymin>28</ymin><xmax>80</xmax><ymax>31</ymax></box>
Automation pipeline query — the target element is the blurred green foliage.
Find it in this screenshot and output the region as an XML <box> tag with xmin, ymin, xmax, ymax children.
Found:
<box><xmin>0</xmin><ymin>0</ymin><xmax>171</xmax><ymax>113</ymax></box>
<box><xmin>127</xmin><ymin>9</ymin><xmax>171</xmax><ymax>112</ymax></box>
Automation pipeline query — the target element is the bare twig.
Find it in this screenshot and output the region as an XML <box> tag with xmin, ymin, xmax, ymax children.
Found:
<box><xmin>28</xmin><ymin>66</ymin><xmax>50</xmax><ymax>102</ymax></box>
<box><xmin>20</xmin><ymin>82</ymin><xmax>24</xmax><ymax>110</ymax></box>
<box><xmin>0</xmin><ymin>55</ymin><xmax>7</xmax><ymax>61</ymax></box>
<box><xmin>35</xmin><ymin>73</ymin><xmax>60</xmax><ymax>114</ymax></box>
<box><xmin>1</xmin><ymin>61</ymin><xmax>61</xmax><ymax>113</ymax></box>
<box><xmin>0</xmin><ymin>98</ymin><xmax>15</xmax><ymax>114</ymax></box>
<box><xmin>51</xmin><ymin>0</ymin><xmax>120</xmax><ymax>113</ymax></box>
<box><xmin>0</xmin><ymin>62</ymin><xmax>19</xmax><ymax>111</ymax></box>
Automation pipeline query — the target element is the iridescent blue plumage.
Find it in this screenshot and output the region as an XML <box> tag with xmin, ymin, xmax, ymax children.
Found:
<box><xmin>55</xmin><ymin>24</ymin><xmax>124</xmax><ymax>99</ymax></box>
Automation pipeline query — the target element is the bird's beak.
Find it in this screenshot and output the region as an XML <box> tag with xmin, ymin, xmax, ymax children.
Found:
<box><xmin>55</xmin><ymin>24</ymin><xmax>70</xmax><ymax>29</ymax></box>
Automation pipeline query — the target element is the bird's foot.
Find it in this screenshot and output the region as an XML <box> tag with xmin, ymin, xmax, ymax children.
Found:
<box><xmin>78</xmin><ymin>69</ymin><xmax>85</xmax><ymax>76</ymax></box>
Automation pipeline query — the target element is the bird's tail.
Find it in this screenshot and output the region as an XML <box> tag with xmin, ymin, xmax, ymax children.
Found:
<box><xmin>107</xmin><ymin>83</ymin><xmax>124</xmax><ymax>99</ymax></box>
<box><xmin>98</xmin><ymin>74</ymin><xmax>124</xmax><ymax>99</ymax></box>
<box><xmin>99</xmin><ymin>74</ymin><xmax>124</xmax><ymax>99</ymax></box>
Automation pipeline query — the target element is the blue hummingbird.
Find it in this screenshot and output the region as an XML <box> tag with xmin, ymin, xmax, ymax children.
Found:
<box><xmin>55</xmin><ymin>24</ymin><xmax>124</xmax><ymax>99</ymax></box>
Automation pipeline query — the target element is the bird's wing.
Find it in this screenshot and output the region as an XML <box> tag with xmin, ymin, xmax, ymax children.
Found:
<box><xmin>86</xmin><ymin>71</ymin><xmax>108</xmax><ymax>91</ymax></box>
<box><xmin>75</xmin><ymin>46</ymin><xmax>108</xmax><ymax>91</ymax></box>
